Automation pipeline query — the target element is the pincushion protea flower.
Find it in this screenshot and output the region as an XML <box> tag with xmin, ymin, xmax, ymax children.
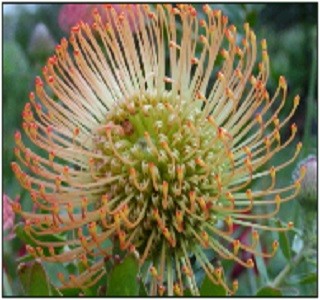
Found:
<box><xmin>12</xmin><ymin>4</ymin><xmax>305</xmax><ymax>296</ymax></box>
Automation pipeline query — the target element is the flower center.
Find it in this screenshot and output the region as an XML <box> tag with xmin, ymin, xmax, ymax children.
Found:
<box><xmin>92</xmin><ymin>92</ymin><xmax>233</xmax><ymax>255</ymax></box>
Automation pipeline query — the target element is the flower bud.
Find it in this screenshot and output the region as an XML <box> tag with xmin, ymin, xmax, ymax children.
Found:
<box><xmin>28</xmin><ymin>23</ymin><xmax>55</xmax><ymax>58</ymax></box>
<box><xmin>293</xmin><ymin>155</ymin><xmax>317</xmax><ymax>210</ymax></box>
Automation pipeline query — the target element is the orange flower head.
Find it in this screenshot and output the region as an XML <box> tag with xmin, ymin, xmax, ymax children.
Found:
<box><xmin>12</xmin><ymin>4</ymin><xmax>303</xmax><ymax>295</ymax></box>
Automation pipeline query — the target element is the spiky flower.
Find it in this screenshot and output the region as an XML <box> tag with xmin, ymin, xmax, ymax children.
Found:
<box><xmin>12</xmin><ymin>4</ymin><xmax>304</xmax><ymax>296</ymax></box>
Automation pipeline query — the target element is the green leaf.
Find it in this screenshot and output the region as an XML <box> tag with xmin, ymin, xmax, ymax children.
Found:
<box><xmin>16</xmin><ymin>254</ymin><xmax>34</xmax><ymax>264</ymax></box>
<box><xmin>15</xmin><ymin>223</ymin><xmax>35</xmax><ymax>246</ymax></box>
<box><xmin>199</xmin><ymin>275</ymin><xmax>227</xmax><ymax>296</ymax></box>
<box><xmin>183</xmin><ymin>289</ymin><xmax>193</xmax><ymax>296</ymax></box>
<box><xmin>292</xmin><ymin>233</ymin><xmax>304</xmax><ymax>254</ymax></box>
<box><xmin>50</xmin><ymin>285</ymin><xmax>63</xmax><ymax>296</ymax></box>
<box><xmin>256</xmin><ymin>286</ymin><xmax>282</xmax><ymax>296</ymax></box>
<box><xmin>15</xmin><ymin>223</ymin><xmax>65</xmax><ymax>253</ymax></box>
<box><xmin>3</xmin><ymin>269</ymin><xmax>13</xmax><ymax>296</ymax></box>
<box><xmin>254</xmin><ymin>239</ymin><xmax>269</xmax><ymax>283</ymax></box>
<box><xmin>276</xmin><ymin>220</ymin><xmax>292</xmax><ymax>261</ymax></box>
<box><xmin>18</xmin><ymin>261</ymin><xmax>52</xmax><ymax>296</ymax></box>
<box><xmin>288</xmin><ymin>273</ymin><xmax>317</xmax><ymax>285</ymax></box>
<box><xmin>138</xmin><ymin>279</ymin><xmax>148</xmax><ymax>296</ymax></box>
<box><xmin>59</xmin><ymin>287</ymin><xmax>82</xmax><ymax>296</ymax></box>
<box><xmin>106</xmin><ymin>253</ymin><xmax>140</xmax><ymax>296</ymax></box>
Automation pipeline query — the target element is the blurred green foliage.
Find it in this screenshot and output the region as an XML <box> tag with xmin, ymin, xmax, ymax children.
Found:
<box><xmin>3</xmin><ymin>4</ymin><xmax>317</xmax><ymax>296</ymax></box>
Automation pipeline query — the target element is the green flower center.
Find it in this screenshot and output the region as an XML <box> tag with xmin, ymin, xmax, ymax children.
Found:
<box><xmin>93</xmin><ymin>93</ymin><xmax>232</xmax><ymax>255</ymax></box>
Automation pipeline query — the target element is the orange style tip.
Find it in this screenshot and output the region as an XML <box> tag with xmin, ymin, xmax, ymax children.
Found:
<box><xmin>222</xmin><ymin>15</ymin><xmax>228</xmax><ymax>24</ymax></box>
<box><xmin>220</xmin><ymin>49</ymin><xmax>229</xmax><ymax>59</ymax></box>
<box><xmin>46</xmin><ymin>125</ymin><xmax>53</xmax><ymax>134</ymax></box>
<box><xmin>129</xmin><ymin>167</ymin><xmax>136</xmax><ymax>175</ymax></box>
<box><xmin>233</xmin><ymin>239</ymin><xmax>240</xmax><ymax>247</ymax></box>
<box><xmin>243</xmin><ymin>22</ymin><xmax>250</xmax><ymax>32</ymax></box>
<box><xmin>270</xmin><ymin>166</ymin><xmax>276</xmax><ymax>177</ymax></box>
<box><xmin>213</xmin><ymin>9</ymin><xmax>221</xmax><ymax>18</ymax></box>
<box><xmin>12</xmin><ymin>202</ymin><xmax>21</xmax><ymax>213</ymax></box>
<box><xmin>261</xmin><ymin>39</ymin><xmax>267</xmax><ymax>50</ymax></box>
<box><xmin>158</xmin><ymin>285</ymin><xmax>166</xmax><ymax>295</ymax></box>
<box><xmin>55</xmin><ymin>44</ymin><xmax>62</xmax><ymax>53</ymax></box>
<box><xmin>118</xmin><ymin>13</ymin><xmax>125</xmax><ymax>22</ymax></box>
<box><xmin>71</xmin><ymin>24</ymin><xmax>80</xmax><ymax>33</ymax></box>
<box><xmin>26</xmin><ymin>245</ymin><xmax>35</xmax><ymax>255</ymax></box>
<box><xmin>128</xmin><ymin>244</ymin><xmax>136</xmax><ymax>253</ymax></box>
<box><xmin>173</xmin><ymin>283</ymin><xmax>182</xmax><ymax>295</ymax></box>
<box><xmin>296</xmin><ymin>142</ymin><xmax>302</xmax><ymax>151</ymax></box>
<box><xmin>203</xmin><ymin>4</ymin><xmax>211</xmax><ymax>13</ymax></box>
<box><xmin>250</xmin><ymin>31</ymin><xmax>256</xmax><ymax>41</ymax></box>
<box><xmin>35</xmin><ymin>76</ymin><xmax>43</xmax><ymax>87</ymax></box>
<box><xmin>250</xmin><ymin>75</ymin><xmax>257</xmax><ymax>86</ymax></box>
<box><xmin>191</xmin><ymin>57</ymin><xmax>199</xmax><ymax>64</ymax></box>
<box><xmin>11</xmin><ymin>162</ymin><xmax>17</xmax><ymax>173</ymax></box>
<box><xmin>201</xmin><ymin>230</ymin><xmax>208</xmax><ymax>240</ymax></box>
<box><xmin>73</xmin><ymin>127</ymin><xmax>80</xmax><ymax>135</ymax></box>
<box><xmin>247</xmin><ymin>259</ymin><xmax>254</xmax><ymax>268</ymax></box>
<box><xmin>176</xmin><ymin>210</ymin><xmax>182</xmax><ymax>217</ymax></box>
<box><xmin>229</xmin><ymin>24</ymin><xmax>237</xmax><ymax>33</ymax></box>
<box><xmin>48</xmin><ymin>76</ymin><xmax>54</xmax><ymax>84</ymax></box>
<box><xmin>163</xmin><ymin>77</ymin><xmax>173</xmax><ymax>83</ymax></box>
<box><xmin>300</xmin><ymin>165</ymin><xmax>307</xmax><ymax>177</ymax></box>
<box><xmin>14</xmin><ymin>131</ymin><xmax>22</xmax><ymax>141</ymax></box>
<box><xmin>188</xmin><ymin>6</ymin><xmax>197</xmax><ymax>17</ymax></box>
<box><xmin>279</xmin><ymin>76</ymin><xmax>287</xmax><ymax>89</ymax></box>
<box><xmin>29</xmin><ymin>92</ymin><xmax>35</xmax><ymax>101</ymax></box>
<box><xmin>57</xmin><ymin>272</ymin><xmax>65</xmax><ymax>282</ymax></box>
<box><xmin>255</xmin><ymin>114</ymin><xmax>263</xmax><ymax>124</ymax></box>
<box><xmin>233</xmin><ymin>279</ymin><xmax>239</xmax><ymax>290</ymax></box>
<box><xmin>147</xmin><ymin>12</ymin><xmax>156</xmax><ymax>19</ymax></box>
<box><xmin>199</xmin><ymin>19</ymin><xmax>206</xmax><ymax>27</ymax></box>
<box><xmin>152</xmin><ymin>208</ymin><xmax>159</xmax><ymax>218</ymax></box>
<box><xmin>287</xmin><ymin>221</ymin><xmax>294</xmax><ymax>228</ymax></box>
<box><xmin>150</xmin><ymin>266</ymin><xmax>157</xmax><ymax>276</ymax></box>
<box><xmin>48</xmin><ymin>246</ymin><xmax>55</xmax><ymax>255</ymax></box>
<box><xmin>163</xmin><ymin>180</ymin><xmax>168</xmax><ymax>187</ymax></box>
<box><xmin>294</xmin><ymin>95</ymin><xmax>300</xmax><ymax>107</ymax></box>
<box><xmin>214</xmin><ymin>267</ymin><xmax>222</xmax><ymax>278</ymax></box>
<box><xmin>252</xmin><ymin>230</ymin><xmax>259</xmax><ymax>239</ymax></box>
<box><xmin>78</xmin><ymin>227</ymin><xmax>83</xmax><ymax>236</ymax></box>
<box><xmin>118</xmin><ymin>230</ymin><xmax>126</xmax><ymax>238</ymax></box>
<box><xmin>101</xmin><ymin>193</ymin><xmax>109</xmax><ymax>201</ymax></box>
<box><xmin>272</xmin><ymin>240</ymin><xmax>279</xmax><ymax>249</ymax></box>
<box><xmin>69</xmin><ymin>274</ymin><xmax>76</xmax><ymax>281</ymax></box>
<box><xmin>217</xmin><ymin>71</ymin><xmax>224</xmax><ymax>80</ymax></box>
<box><xmin>291</xmin><ymin>123</ymin><xmax>297</xmax><ymax>133</ymax></box>
<box><xmin>160</xmin><ymin>140</ymin><xmax>167</xmax><ymax>147</ymax></box>
<box><xmin>88</xmin><ymin>221</ymin><xmax>96</xmax><ymax>229</ymax></box>
<box><xmin>226</xmin><ymin>216</ymin><xmax>233</xmax><ymax>225</ymax></box>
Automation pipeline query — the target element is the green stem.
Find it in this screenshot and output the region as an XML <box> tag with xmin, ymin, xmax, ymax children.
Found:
<box><xmin>3</xmin><ymin>269</ymin><xmax>13</xmax><ymax>296</ymax></box>
<box><xmin>302</xmin><ymin>26</ymin><xmax>317</xmax><ymax>152</ymax></box>
<box><xmin>270</xmin><ymin>246</ymin><xmax>307</xmax><ymax>288</ymax></box>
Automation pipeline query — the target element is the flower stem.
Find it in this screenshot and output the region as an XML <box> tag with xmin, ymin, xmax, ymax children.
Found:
<box><xmin>270</xmin><ymin>246</ymin><xmax>307</xmax><ymax>288</ymax></box>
